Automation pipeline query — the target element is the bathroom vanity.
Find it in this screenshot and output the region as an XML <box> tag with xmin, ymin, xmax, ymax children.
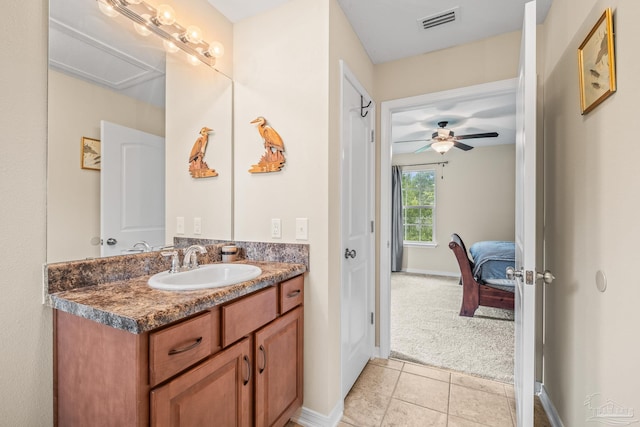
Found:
<box><xmin>48</xmin><ymin>252</ymin><xmax>305</xmax><ymax>427</ymax></box>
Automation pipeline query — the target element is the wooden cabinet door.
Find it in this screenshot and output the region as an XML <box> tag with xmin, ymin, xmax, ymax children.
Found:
<box><xmin>254</xmin><ymin>307</ymin><xmax>304</xmax><ymax>427</ymax></box>
<box><xmin>151</xmin><ymin>337</ymin><xmax>252</xmax><ymax>427</ymax></box>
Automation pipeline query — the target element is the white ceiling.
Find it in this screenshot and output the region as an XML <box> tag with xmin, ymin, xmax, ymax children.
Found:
<box><xmin>391</xmin><ymin>83</ymin><xmax>516</xmax><ymax>154</ymax></box>
<box><xmin>207</xmin><ymin>0</ymin><xmax>551</xmax><ymax>64</ymax></box>
<box><xmin>208</xmin><ymin>0</ymin><xmax>552</xmax><ymax>155</ymax></box>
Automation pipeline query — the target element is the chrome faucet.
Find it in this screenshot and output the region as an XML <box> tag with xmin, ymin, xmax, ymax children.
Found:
<box><xmin>133</xmin><ymin>241</ymin><xmax>152</xmax><ymax>252</ymax></box>
<box><xmin>182</xmin><ymin>245</ymin><xmax>208</xmax><ymax>269</ymax></box>
<box><xmin>161</xmin><ymin>250</ymin><xmax>180</xmax><ymax>273</ymax></box>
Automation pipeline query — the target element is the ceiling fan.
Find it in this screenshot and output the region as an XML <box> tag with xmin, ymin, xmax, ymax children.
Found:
<box><xmin>397</xmin><ymin>121</ymin><xmax>499</xmax><ymax>154</ymax></box>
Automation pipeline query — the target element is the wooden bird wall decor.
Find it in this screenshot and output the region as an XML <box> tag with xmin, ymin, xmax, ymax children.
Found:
<box><xmin>248</xmin><ymin>116</ymin><xmax>286</xmax><ymax>173</ymax></box>
<box><xmin>189</xmin><ymin>127</ymin><xmax>218</xmax><ymax>178</ymax></box>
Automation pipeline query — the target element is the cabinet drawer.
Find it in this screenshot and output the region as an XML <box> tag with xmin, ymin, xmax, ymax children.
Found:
<box><xmin>222</xmin><ymin>287</ymin><xmax>277</xmax><ymax>347</ymax></box>
<box><xmin>150</xmin><ymin>311</ymin><xmax>214</xmax><ymax>386</ymax></box>
<box><xmin>279</xmin><ymin>275</ymin><xmax>304</xmax><ymax>314</ymax></box>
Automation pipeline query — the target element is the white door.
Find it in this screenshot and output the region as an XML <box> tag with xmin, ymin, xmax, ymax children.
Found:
<box><xmin>514</xmin><ymin>2</ymin><xmax>539</xmax><ymax>426</ymax></box>
<box><xmin>341</xmin><ymin>62</ymin><xmax>375</xmax><ymax>398</ymax></box>
<box><xmin>101</xmin><ymin>121</ymin><xmax>165</xmax><ymax>257</ymax></box>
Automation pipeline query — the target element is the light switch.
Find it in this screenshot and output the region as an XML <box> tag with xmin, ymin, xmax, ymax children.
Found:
<box><xmin>194</xmin><ymin>217</ymin><xmax>202</xmax><ymax>235</ymax></box>
<box><xmin>176</xmin><ymin>216</ymin><xmax>185</xmax><ymax>234</ymax></box>
<box><xmin>295</xmin><ymin>218</ymin><xmax>308</xmax><ymax>240</ymax></box>
<box><xmin>271</xmin><ymin>218</ymin><xmax>281</xmax><ymax>239</ymax></box>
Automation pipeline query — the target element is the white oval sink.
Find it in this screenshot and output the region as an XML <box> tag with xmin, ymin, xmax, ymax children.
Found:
<box><xmin>148</xmin><ymin>263</ymin><xmax>262</xmax><ymax>291</ymax></box>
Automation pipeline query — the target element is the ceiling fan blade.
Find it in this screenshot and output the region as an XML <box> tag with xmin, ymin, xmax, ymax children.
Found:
<box><xmin>394</xmin><ymin>139</ymin><xmax>430</xmax><ymax>143</ymax></box>
<box><xmin>453</xmin><ymin>141</ymin><xmax>474</xmax><ymax>151</ymax></box>
<box><xmin>414</xmin><ymin>143</ymin><xmax>433</xmax><ymax>153</ymax></box>
<box><xmin>455</xmin><ymin>132</ymin><xmax>499</xmax><ymax>140</ymax></box>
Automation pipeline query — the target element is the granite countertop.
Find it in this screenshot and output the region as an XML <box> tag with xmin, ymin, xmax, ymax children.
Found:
<box><xmin>49</xmin><ymin>261</ymin><xmax>306</xmax><ymax>334</ymax></box>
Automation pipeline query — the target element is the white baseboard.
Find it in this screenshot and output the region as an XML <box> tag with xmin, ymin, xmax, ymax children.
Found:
<box><xmin>293</xmin><ymin>399</ymin><xmax>344</xmax><ymax>427</ymax></box>
<box><xmin>536</xmin><ymin>382</ymin><xmax>564</xmax><ymax>427</ymax></box>
<box><xmin>402</xmin><ymin>268</ymin><xmax>459</xmax><ymax>277</ymax></box>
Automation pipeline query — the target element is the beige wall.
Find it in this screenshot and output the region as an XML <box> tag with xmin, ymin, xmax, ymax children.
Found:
<box><xmin>393</xmin><ymin>145</ymin><xmax>515</xmax><ymax>274</ymax></box>
<box><xmin>47</xmin><ymin>70</ymin><xmax>165</xmax><ymax>262</ymax></box>
<box><xmin>117</xmin><ymin>0</ymin><xmax>235</xmax><ymax>244</ymax></box>
<box><xmin>233</xmin><ymin>0</ymin><xmax>374</xmax><ymax>417</ymax></box>
<box><xmin>542</xmin><ymin>0</ymin><xmax>640</xmax><ymax>425</ymax></box>
<box><xmin>0</xmin><ymin>0</ymin><xmax>52</xmax><ymax>424</ymax></box>
<box><xmin>163</xmin><ymin>0</ymin><xmax>235</xmax><ymax>242</ymax></box>
<box><xmin>233</xmin><ymin>0</ymin><xmax>334</xmax><ymax>415</ymax></box>
<box><xmin>165</xmin><ymin>59</ymin><xmax>234</xmax><ymax>241</ymax></box>
<box><xmin>375</xmin><ymin>31</ymin><xmax>522</xmax><ymax>103</ymax></box>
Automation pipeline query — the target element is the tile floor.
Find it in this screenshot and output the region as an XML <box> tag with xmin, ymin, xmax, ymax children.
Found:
<box><xmin>289</xmin><ymin>358</ymin><xmax>551</xmax><ymax>427</ymax></box>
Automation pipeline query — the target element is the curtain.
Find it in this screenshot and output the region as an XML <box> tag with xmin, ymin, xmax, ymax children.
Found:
<box><xmin>391</xmin><ymin>166</ymin><xmax>404</xmax><ymax>272</ymax></box>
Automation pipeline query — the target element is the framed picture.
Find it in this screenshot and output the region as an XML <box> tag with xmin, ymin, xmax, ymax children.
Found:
<box><xmin>81</xmin><ymin>137</ymin><xmax>101</xmax><ymax>170</ymax></box>
<box><xmin>578</xmin><ymin>8</ymin><xmax>616</xmax><ymax>115</ymax></box>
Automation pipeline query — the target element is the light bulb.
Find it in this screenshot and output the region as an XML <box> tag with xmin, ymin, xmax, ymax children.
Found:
<box><xmin>163</xmin><ymin>39</ymin><xmax>179</xmax><ymax>53</ymax></box>
<box><xmin>155</xmin><ymin>4</ymin><xmax>176</xmax><ymax>26</ymax></box>
<box><xmin>183</xmin><ymin>26</ymin><xmax>203</xmax><ymax>44</ymax></box>
<box><xmin>133</xmin><ymin>15</ymin><xmax>152</xmax><ymax>36</ymax></box>
<box><xmin>124</xmin><ymin>0</ymin><xmax>142</xmax><ymax>4</ymax></box>
<box><xmin>431</xmin><ymin>140</ymin><xmax>454</xmax><ymax>154</ymax></box>
<box><xmin>187</xmin><ymin>54</ymin><xmax>201</xmax><ymax>66</ymax></box>
<box><xmin>206</xmin><ymin>41</ymin><xmax>224</xmax><ymax>58</ymax></box>
<box><xmin>98</xmin><ymin>0</ymin><xmax>119</xmax><ymax>18</ymax></box>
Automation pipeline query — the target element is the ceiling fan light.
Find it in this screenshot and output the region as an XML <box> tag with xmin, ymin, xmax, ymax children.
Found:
<box><xmin>437</xmin><ymin>128</ymin><xmax>452</xmax><ymax>139</ymax></box>
<box><xmin>431</xmin><ymin>140</ymin><xmax>454</xmax><ymax>154</ymax></box>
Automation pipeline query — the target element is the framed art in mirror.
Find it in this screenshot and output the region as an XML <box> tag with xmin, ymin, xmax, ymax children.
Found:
<box><xmin>81</xmin><ymin>137</ymin><xmax>101</xmax><ymax>171</ymax></box>
<box><xmin>578</xmin><ymin>8</ymin><xmax>616</xmax><ymax>115</ymax></box>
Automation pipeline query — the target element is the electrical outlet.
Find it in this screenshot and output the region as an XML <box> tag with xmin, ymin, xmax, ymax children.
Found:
<box><xmin>271</xmin><ymin>218</ymin><xmax>281</xmax><ymax>239</ymax></box>
<box><xmin>176</xmin><ymin>216</ymin><xmax>185</xmax><ymax>234</ymax></box>
<box><xmin>295</xmin><ymin>218</ymin><xmax>308</xmax><ymax>240</ymax></box>
<box><xmin>194</xmin><ymin>217</ymin><xmax>202</xmax><ymax>235</ymax></box>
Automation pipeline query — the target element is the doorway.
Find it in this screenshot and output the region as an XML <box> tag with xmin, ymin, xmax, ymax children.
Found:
<box><xmin>379</xmin><ymin>78</ymin><xmax>518</xmax><ymax>380</ymax></box>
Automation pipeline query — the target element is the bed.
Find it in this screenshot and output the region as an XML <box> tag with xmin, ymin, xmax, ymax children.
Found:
<box><xmin>449</xmin><ymin>233</ymin><xmax>516</xmax><ymax>317</ymax></box>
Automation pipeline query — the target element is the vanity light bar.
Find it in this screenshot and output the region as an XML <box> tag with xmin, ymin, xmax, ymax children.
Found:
<box><xmin>100</xmin><ymin>0</ymin><xmax>219</xmax><ymax>67</ymax></box>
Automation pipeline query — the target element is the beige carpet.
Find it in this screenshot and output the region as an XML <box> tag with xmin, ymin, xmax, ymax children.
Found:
<box><xmin>390</xmin><ymin>272</ymin><xmax>514</xmax><ymax>383</ymax></box>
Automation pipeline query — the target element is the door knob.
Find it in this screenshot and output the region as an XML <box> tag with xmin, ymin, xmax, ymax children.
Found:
<box><xmin>505</xmin><ymin>267</ymin><xmax>522</xmax><ymax>280</ymax></box>
<box><xmin>506</xmin><ymin>267</ymin><xmax>555</xmax><ymax>285</ymax></box>
<box><xmin>537</xmin><ymin>270</ymin><xmax>556</xmax><ymax>284</ymax></box>
<box><xmin>344</xmin><ymin>248</ymin><xmax>357</xmax><ymax>259</ymax></box>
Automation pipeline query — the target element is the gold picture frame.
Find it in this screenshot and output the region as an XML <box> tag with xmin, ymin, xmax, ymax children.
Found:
<box><xmin>81</xmin><ymin>137</ymin><xmax>101</xmax><ymax>171</ymax></box>
<box><xmin>578</xmin><ymin>8</ymin><xmax>616</xmax><ymax>115</ymax></box>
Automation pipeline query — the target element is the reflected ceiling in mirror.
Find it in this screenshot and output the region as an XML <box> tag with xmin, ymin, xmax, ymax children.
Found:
<box><xmin>47</xmin><ymin>0</ymin><xmax>233</xmax><ymax>263</ymax></box>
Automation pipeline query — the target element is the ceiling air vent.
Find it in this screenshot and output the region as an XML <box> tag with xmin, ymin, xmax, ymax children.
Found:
<box><xmin>419</xmin><ymin>7</ymin><xmax>458</xmax><ymax>30</ymax></box>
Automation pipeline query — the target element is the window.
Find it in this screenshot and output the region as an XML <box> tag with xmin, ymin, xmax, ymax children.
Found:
<box><xmin>401</xmin><ymin>169</ymin><xmax>436</xmax><ymax>244</ymax></box>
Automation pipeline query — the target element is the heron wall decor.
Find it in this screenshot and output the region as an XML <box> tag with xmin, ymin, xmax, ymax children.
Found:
<box><xmin>248</xmin><ymin>116</ymin><xmax>286</xmax><ymax>173</ymax></box>
<box><xmin>188</xmin><ymin>127</ymin><xmax>218</xmax><ymax>178</ymax></box>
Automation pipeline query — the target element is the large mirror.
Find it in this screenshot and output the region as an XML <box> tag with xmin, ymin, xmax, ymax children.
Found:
<box><xmin>47</xmin><ymin>0</ymin><xmax>233</xmax><ymax>263</ymax></box>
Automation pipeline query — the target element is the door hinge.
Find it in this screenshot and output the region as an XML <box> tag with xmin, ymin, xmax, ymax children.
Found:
<box><xmin>370</xmin><ymin>220</ymin><xmax>374</xmax><ymax>233</ymax></box>
<box><xmin>370</xmin><ymin>130</ymin><xmax>374</xmax><ymax>143</ymax></box>
<box><xmin>370</xmin><ymin>312</ymin><xmax>374</xmax><ymax>325</ymax></box>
